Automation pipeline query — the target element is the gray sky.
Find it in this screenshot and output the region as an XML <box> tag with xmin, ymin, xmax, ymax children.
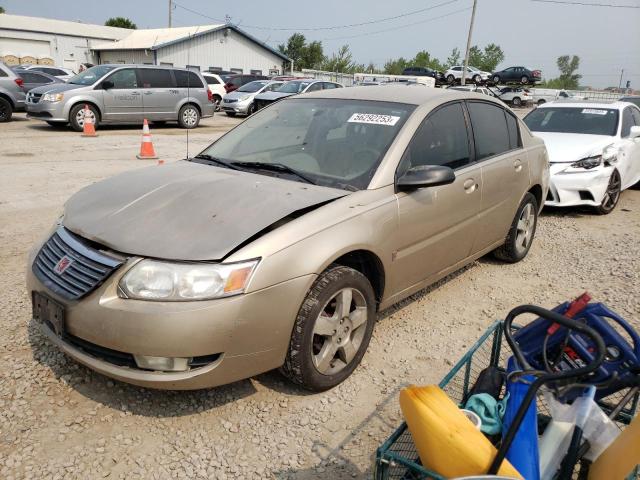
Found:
<box><xmin>2</xmin><ymin>0</ymin><xmax>639</xmax><ymax>88</ymax></box>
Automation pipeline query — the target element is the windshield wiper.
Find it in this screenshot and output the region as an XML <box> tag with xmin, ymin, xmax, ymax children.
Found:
<box><xmin>231</xmin><ymin>161</ymin><xmax>316</xmax><ymax>185</ymax></box>
<box><xmin>192</xmin><ymin>154</ymin><xmax>243</xmax><ymax>171</ymax></box>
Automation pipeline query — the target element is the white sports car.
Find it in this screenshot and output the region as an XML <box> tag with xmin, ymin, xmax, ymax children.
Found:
<box><xmin>524</xmin><ymin>101</ymin><xmax>640</xmax><ymax>214</ymax></box>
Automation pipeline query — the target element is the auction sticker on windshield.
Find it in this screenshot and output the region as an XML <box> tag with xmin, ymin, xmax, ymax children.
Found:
<box><xmin>348</xmin><ymin>113</ymin><xmax>400</xmax><ymax>126</ymax></box>
<box><xmin>582</xmin><ymin>109</ymin><xmax>608</xmax><ymax>115</ymax></box>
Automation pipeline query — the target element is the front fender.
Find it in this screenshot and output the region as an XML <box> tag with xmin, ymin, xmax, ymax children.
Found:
<box><xmin>61</xmin><ymin>92</ymin><xmax>104</xmax><ymax>120</ymax></box>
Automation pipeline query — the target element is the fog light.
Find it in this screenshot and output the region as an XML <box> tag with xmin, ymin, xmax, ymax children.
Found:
<box><xmin>134</xmin><ymin>355</ymin><xmax>189</xmax><ymax>372</ymax></box>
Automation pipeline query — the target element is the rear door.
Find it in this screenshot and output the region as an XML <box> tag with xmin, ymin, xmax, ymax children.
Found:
<box><xmin>101</xmin><ymin>68</ymin><xmax>143</xmax><ymax>122</ymax></box>
<box><xmin>393</xmin><ymin>102</ymin><xmax>483</xmax><ymax>292</ymax></box>
<box><xmin>466</xmin><ymin>101</ymin><xmax>529</xmax><ymax>252</ymax></box>
<box><xmin>139</xmin><ymin>68</ymin><xmax>178</xmax><ymax>120</ymax></box>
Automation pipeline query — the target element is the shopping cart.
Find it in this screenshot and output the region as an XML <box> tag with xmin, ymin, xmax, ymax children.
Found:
<box><xmin>374</xmin><ymin>314</ymin><xmax>639</xmax><ymax>480</ymax></box>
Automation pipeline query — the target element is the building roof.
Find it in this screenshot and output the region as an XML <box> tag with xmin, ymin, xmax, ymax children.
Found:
<box><xmin>0</xmin><ymin>14</ymin><xmax>131</xmax><ymax>40</ymax></box>
<box><xmin>92</xmin><ymin>24</ymin><xmax>290</xmax><ymax>62</ymax></box>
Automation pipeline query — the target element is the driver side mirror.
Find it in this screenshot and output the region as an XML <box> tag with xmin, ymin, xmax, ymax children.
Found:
<box><xmin>102</xmin><ymin>80</ymin><xmax>114</xmax><ymax>90</ymax></box>
<box><xmin>396</xmin><ymin>165</ymin><xmax>456</xmax><ymax>192</ymax></box>
<box><xmin>630</xmin><ymin>125</ymin><xmax>640</xmax><ymax>139</ymax></box>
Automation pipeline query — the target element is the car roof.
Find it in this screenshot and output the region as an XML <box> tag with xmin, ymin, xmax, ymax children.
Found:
<box><xmin>540</xmin><ymin>100</ymin><xmax>632</xmax><ymax>110</ymax></box>
<box><xmin>299</xmin><ymin>85</ymin><xmax>502</xmax><ymax>106</ymax></box>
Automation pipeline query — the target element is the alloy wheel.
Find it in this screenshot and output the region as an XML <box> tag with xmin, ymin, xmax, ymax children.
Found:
<box><xmin>75</xmin><ymin>108</ymin><xmax>95</xmax><ymax>128</ymax></box>
<box><xmin>515</xmin><ymin>203</ymin><xmax>535</xmax><ymax>255</ymax></box>
<box><xmin>311</xmin><ymin>288</ymin><xmax>368</xmax><ymax>375</ymax></box>
<box><xmin>182</xmin><ymin>108</ymin><xmax>198</xmax><ymax>127</ymax></box>
<box><xmin>600</xmin><ymin>170</ymin><xmax>621</xmax><ymax>212</ymax></box>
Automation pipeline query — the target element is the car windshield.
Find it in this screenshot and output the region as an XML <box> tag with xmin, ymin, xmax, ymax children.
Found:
<box><xmin>238</xmin><ymin>81</ymin><xmax>268</xmax><ymax>93</ymax></box>
<box><xmin>67</xmin><ymin>65</ymin><xmax>116</xmax><ymax>85</ymax></box>
<box><xmin>524</xmin><ymin>107</ymin><xmax>619</xmax><ymax>136</ymax></box>
<box><xmin>197</xmin><ymin>98</ymin><xmax>415</xmax><ymax>191</ymax></box>
<box><xmin>277</xmin><ymin>81</ymin><xmax>311</xmax><ymax>94</ymax></box>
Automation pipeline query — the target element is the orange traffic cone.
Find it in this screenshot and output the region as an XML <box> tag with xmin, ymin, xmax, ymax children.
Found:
<box><xmin>136</xmin><ymin>119</ymin><xmax>158</xmax><ymax>159</ymax></box>
<box><xmin>81</xmin><ymin>104</ymin><xmax>97</xmax><ymax>137</ymax></box>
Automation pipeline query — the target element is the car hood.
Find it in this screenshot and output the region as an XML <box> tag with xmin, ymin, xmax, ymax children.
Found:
<box><xmin>28</xmin><ymin>82</ymin><xmax>85</xmax><ymax>95</ymax></box>
<box><xmin>530</xmin><ymin>132</ymin><xmax>613</xmax><ymax>163</ymax></box>
<box><xmin>62</xmin><ymin>161</ymin><xmax>347</xmax><ymax>261</ymax></box>
<box><xmin>224</xmin><ymin>90</ymin><xmax>258</xmax><ymax>100</ymax></box>
<box><xmin>255</xmin><ymin>91</ymin><xmax>294</xmax><ymax>101</ymax></box>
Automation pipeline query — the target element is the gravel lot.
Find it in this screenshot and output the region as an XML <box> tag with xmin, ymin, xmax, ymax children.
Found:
<box><xmin>1</xmin><ymin>110</ymin><xmax>638</xmax><ymax>479</ymax></box>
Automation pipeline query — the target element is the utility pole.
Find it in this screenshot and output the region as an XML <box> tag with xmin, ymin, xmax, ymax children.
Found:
<box><xmin>168</xmin><ymin>0</ymin><xmax>172</xmax><ymax>28</ymax></box>
<box><xmin>461</xmin><ymin>0</ymin><xmax>478</xmax><ymax>86</ymax></box>
<box><xmin>618</xmin><ymin>69</ymin><xmax>624</xmax><ymax>90</ymax></box>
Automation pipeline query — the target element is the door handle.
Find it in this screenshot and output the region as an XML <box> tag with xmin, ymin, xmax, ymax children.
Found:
<box><xmin>144</xmin><ymin>91</ymin><xmax>153</xmax><ymax>95</ymax></box>
<box><xmin>130</xmin><ymin>91</ymin><xmax>141</xmax><ymax>96</ymax></box>
<box><xmin>463</xmin><ymin>178</ymin><xmax>478</xmax><ymax>193</ymax></box>
<box><xmin>514</xmin><ymin>159</ymin><xmax>523</xmax><ymax>172</ymax></box>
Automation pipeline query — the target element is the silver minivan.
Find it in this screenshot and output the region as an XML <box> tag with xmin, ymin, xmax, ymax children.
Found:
<box><xmin>26</xmin><ymin>64</ymin><xmax>215</xmax><ymax>131</ymax></box>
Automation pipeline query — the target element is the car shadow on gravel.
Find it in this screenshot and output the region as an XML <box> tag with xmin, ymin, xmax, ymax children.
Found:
<box><xmin>27</xmin><ymin>318</ymin><xmax>258</xmax><ymax>417</ymax></box>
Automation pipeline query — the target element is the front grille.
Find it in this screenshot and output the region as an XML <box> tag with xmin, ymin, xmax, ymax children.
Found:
<box><xmin>27</xmin><ymin>92</ymin><xmax>42</xmax><ymax>104</ymax></box>
<box><xmin>224</xmin><ymin>98</ymin><xmax>238</xmax><ymax>103</ymax></box>
<box><xmin>33</xmin><ymin>227</ymin><xmax>123</xmax><ymax>300</ymax></box>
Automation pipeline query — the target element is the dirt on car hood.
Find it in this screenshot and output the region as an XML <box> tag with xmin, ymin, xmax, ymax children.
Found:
<box><xmin>63</xmin><ymin>160</ymin><xmax>347</xmax><ymax>261</ymax></box>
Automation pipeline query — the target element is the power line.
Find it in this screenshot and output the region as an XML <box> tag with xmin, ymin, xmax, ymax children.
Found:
<box><xmin>531</xmin><ymin>0</ymin><xmax>640</xmax><ymax>8</ymax></box>
<box><xmin>173</xmin><ymin>0</ymin><xmax>462</xmax><ymax>31</ymax></box>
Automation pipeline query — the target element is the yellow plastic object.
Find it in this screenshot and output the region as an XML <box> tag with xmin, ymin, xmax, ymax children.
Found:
<box><xmin>588</xmin><ymin>415</ymin><xmax>640</xmax><ymax>480</ymax></box>
<box><xmin>399</xmin><ymin>385</ymin><xmax>522</xmax><ymax>479</ymax></box>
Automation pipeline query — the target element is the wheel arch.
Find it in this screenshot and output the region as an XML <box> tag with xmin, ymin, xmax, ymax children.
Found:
<box><xmin>0</xmin><ymin>92</ymin><xmax>15</xmax><ymax>108</ymax></box>
<box><xmin>328</xmin><ymin>249</ymin><xmax>385</xmax><ymax>307</ymax></box>
<box><xmin>69</xmin><ymin>100</ymin><xmax>102</xmax><ymax>122</ymax></box>
<box><xmin>527</xmin><ymin>184</ymin><xmax>544</xmax><ymax>212</ymax></box>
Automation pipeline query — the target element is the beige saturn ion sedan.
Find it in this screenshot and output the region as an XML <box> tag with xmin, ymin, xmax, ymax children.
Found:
<box><xmin>27</xmin><ymin>87</ymin><xmax>549</xmax><ymax>391</ymax></box>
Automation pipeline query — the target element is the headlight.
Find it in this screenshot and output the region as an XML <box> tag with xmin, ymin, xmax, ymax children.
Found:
<box><xmin>42</xmin><ymin>93</ymin><xmax>64</xmax><ymax>103</ymax></box>
<box><xmin>119</xmin><ymin>259</ymin><xmax>259</xmax><ymax>301</ymax></box>
<box><xmin>238</xmin><ymin>94</ymin><xmax>251</xmax><ymax>101</ymax></box>
<box><xmin>570</xmin><ymin>156</ymin><xmax>602</xmax><ymax>170</ymax></box>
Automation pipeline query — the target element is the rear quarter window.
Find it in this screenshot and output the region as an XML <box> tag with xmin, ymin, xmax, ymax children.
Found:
<box><xmin>467</xmin><ymin>102</ymin><xmax>511</xmax><ymax>160</ymax></box>
<box><xmin>174</xmin><ymin>70</ymin><xmax>204</xmax><ymax>88</ymax></box>
<box><xmin>139</xmin><ymin>69</ymin><xmax>174</xmax><ymax>88</ymax></box>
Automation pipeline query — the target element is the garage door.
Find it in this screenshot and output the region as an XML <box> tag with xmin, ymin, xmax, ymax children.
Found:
<box><xmin>0</xmin><ymin>37</ymin><xmax>51</xmax><ymax>56</ymax></box>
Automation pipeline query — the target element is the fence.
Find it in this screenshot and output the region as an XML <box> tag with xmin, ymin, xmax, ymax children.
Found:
<box><xmin>296</xmin><ymin>69</ymin><xmax>356</xmax><ymax>86</ymax></box>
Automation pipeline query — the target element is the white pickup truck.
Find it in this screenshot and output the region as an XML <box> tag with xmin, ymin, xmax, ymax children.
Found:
<box><xmin>529</xmin><ymin>88</ymin><xmax>573</xmax><ymax>105</ymax></box>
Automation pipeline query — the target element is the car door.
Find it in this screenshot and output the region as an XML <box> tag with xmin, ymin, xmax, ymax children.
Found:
<box><xmin>617</xmin><ymin>106</ymin><xmax>640</xmax><ymax>189</ymax></box>
<box><xmin>305</xmin><ymin>82</ymin><xmax>323</xmax><ymax>93</ymax></box>
<box><xmin>138</xmin><ymin>68</ymin><xmax>178</xmax><ymax>120</ymax></box>
<box><xmin>466</xmin><ymin>101</ymin><xmax>530</xmax><ymax>252</ymax></box>
<box><xmin>101</xmin><ymin>68</ymin><xmax>143</xmax><ymax>122</ymax></box>
<box><xmin>393</xmin><ymin>101</ymin><xmax>483</xmax><ymax>292</ymax></box>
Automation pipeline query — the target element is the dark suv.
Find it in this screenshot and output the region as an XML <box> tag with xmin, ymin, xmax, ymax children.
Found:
<box><xmin>224</xmin><ymin>74</ymin><xmax>269</xmax><ymax>93</ymax></box>
<box><xmin>402</xmin><ymin>66</ymin><xmax>444</xmax><ymax>85</ymax></box>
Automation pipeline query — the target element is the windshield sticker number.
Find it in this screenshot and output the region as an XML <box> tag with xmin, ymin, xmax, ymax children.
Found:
<box><xmin>348</xmin><ymin>113</ymin><xmax>400</xmax><ymax>126</ymax></box>
<box><xmin>582</xmin><ymin>109</ymin><xmax>608</xmax><ymax>115</ymax></box>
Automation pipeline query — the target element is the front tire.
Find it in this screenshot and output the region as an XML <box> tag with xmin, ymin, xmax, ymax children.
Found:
<box><xmin>473</xmin><ymin>74</ymin><xmax>482</xmax><ymax>84</ymax></box>
<box><xmin>69</xmin><ymin>104</ymin><xmax>99</xmax><ymax>132</ymax></box>
<box><xmin>492</xmin><ymin>75</ymin><xmax>501</xmax><ymax>84</ymax></box>
<box><xmin>0</xmin><ymin>97</ymin><xmax>13</xmax><ymax>122</ymax></box>
<box><xmin>446</xmin><ymin>74</ymin><xmax>455</xmax><ymax>84</ymax></box>
<box><xmin>493</xmin><ymin>193</ymin><xmax>538</xmax><ymax>263</ymax></box>
<box><xmin>281</xmin><ymin>265</ymin><xmax>376</xmax><ymax>391</ymax></box>
<box><xmin>521</xmin><ymin>75</ymin><xmax>530</xmax><ymax>84</ymax></box>
<box><xmin>178</xmin><ymin>104</ymin><xmax>200</xmax><ymax>129</ymax></box>
<box><xmin>595</xmin><ymin>169</ymin><xmax>621</xmax><ymax>215</ymax></box>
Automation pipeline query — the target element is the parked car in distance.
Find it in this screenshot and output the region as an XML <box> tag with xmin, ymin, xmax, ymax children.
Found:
<box><xmin>0</xmin><ymin>61</ymin><xmax>26</xmax><ymax>122</ymax></box>
<box><xmin>447</xmin><ymin>85</ymin><xmax>498</xmax><ymax>99</ymax></box>
<box><xmin>27</xmin><ymin>87</ymin><xmax>548</xmax><ymax>392</ymax></box>
<box><xmin>14</xmin><ymin>64</ymin><xmax>75</xmax><ymax>81</ymax></box>
<box><xmin>529</xmin><ymin>88</ymin><xmax>575</xmax><ymax>105</ymax></box>
<box><xmin>253</xmin><ymin>79</ymin><xmax>342</xmax><ymax>111</ymax></box>
<box><xmin>620</xmin><ymin>96</ymin><xmax>640</xmax><ymax>109</ymax></box>
<box><xmin>224</xmin><ymin>74</ymin><xmax>269</xmax><ymax>93</ymax></box>
<box><xmin>491</xmin><ymin>66</ymin><xmax>542</xmax><ymax>85</ymax></box>
<box><xmin>524</xmin><ymin>101</ymin><xmax>640</xmax><ymax>214</ymax></box>
<box><xmin>444</xmin><ymin>65</ymin><xmax>491</xmax><ymax>85</ymax></box>
<box><xmin>221</xmin><ymin>80</ymin><xmax>283</xmax><ymax>116</ymax></box>
<box><xmin>201</xmin><ymin>72</ymin><xmax>226</xmax><ymax>109</ymax></box>
<box><xmin>26</xmin><ymin>64</ymin><xmax>215</xmax><ymax>131</ymax></box>
<box><xmin>496</xmin><ymin>86</ymin><xmax>532</xmax><ymax>107</ymax></box>
<box><xmin>17</xmin><ymin>70</ymin><xmax>65</xmax><ymax>93</ymax></box>
<box><xmin>402</xmin><ymin>66</ymin><xmax>445</xmax><ymax>85</ymax></box>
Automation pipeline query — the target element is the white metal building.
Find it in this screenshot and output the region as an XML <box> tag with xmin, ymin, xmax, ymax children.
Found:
<box><xmin>93</xmin><ymin>24</ymin><xmax>290</xmax><ymax>76</ymax></box>
<box><xmin>0</xmin><ymin>14</ymin><xmax>130</xmax><ymax>71</ymax></box>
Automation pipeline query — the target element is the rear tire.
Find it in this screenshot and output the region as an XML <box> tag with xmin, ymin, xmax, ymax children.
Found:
<box><xmin>69</xmin><ymin>104</ymin><xmax>99</xmax><ymax>132</ymax></box>
<box><xmin>178</xmin><ymin>104</ymin><xmax>200</xmax><ymax>129</ymax></box>
<box><xmin>0</xmin><ymin>97</ymin><xmax>13</xmax><ymax>122</ymax></box>
<box><xmin>595</xmin><ymin>169</ymin><xmax>621</xmax><ymax>215</ymax></box>
<box><xmin>281</xmin><ymin>265</ymin><xmax>376</xmax><ymax>391</ymax></box>
<box><xmin>537</xmin><ymin>99</ymin><xmax>546</xmax><ymax>106</ymax></box>
<box><xmin>512</xmin><ymin>97</ymin><xmax>522</xmax><ymax>107</ymax></box>
<box><xmin>521</xmin><ymin>75</ymin><xmax>530</xmax><ymax>84</ymax></box>
<box><xmin>225</xmin><ymin>112</ymin><xmax>236</xmax><ymax>117</ymax></box>
<box><xmin>492</xmin><ymin>75</ymin><xmax>501</xmax><ymax>85</ymax></box>
<box><xmin>213</xmin><ymin>95</ymin><xmax>222</xmax><ymax>111</ymax></box>
<box><xmin>473</xmin><ymin>74</ymin><xmax>482</xmax><ymax>85</ymax></box>
<box><xmin>493</xmin><ymin>193</ymin><xmax>538</xmax><ymax>263</ymax></box>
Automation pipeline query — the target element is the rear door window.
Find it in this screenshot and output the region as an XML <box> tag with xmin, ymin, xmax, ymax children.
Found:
<box><xmin>621</xmin><ymin>107</ymin><xmax>634</xmax><ymax>137</ymax></box>
<box><xmin>399</xmin><ymin>102</ymin><xmax>471</xmax><ymax>172</ymax></box>
<box><xmin>467</xmin><ymin>102</ymin><xmax>511</xmax><ymax>160</ymax></box>
<box><xmin>174</xmin><ymin>70</ymin><xmax>204</xmax><ymax>88</ymax></box>
<box><xmin>138</xmin><ymin>69</ymin><xmax>174</xmax><ymax>88</ymax></box>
